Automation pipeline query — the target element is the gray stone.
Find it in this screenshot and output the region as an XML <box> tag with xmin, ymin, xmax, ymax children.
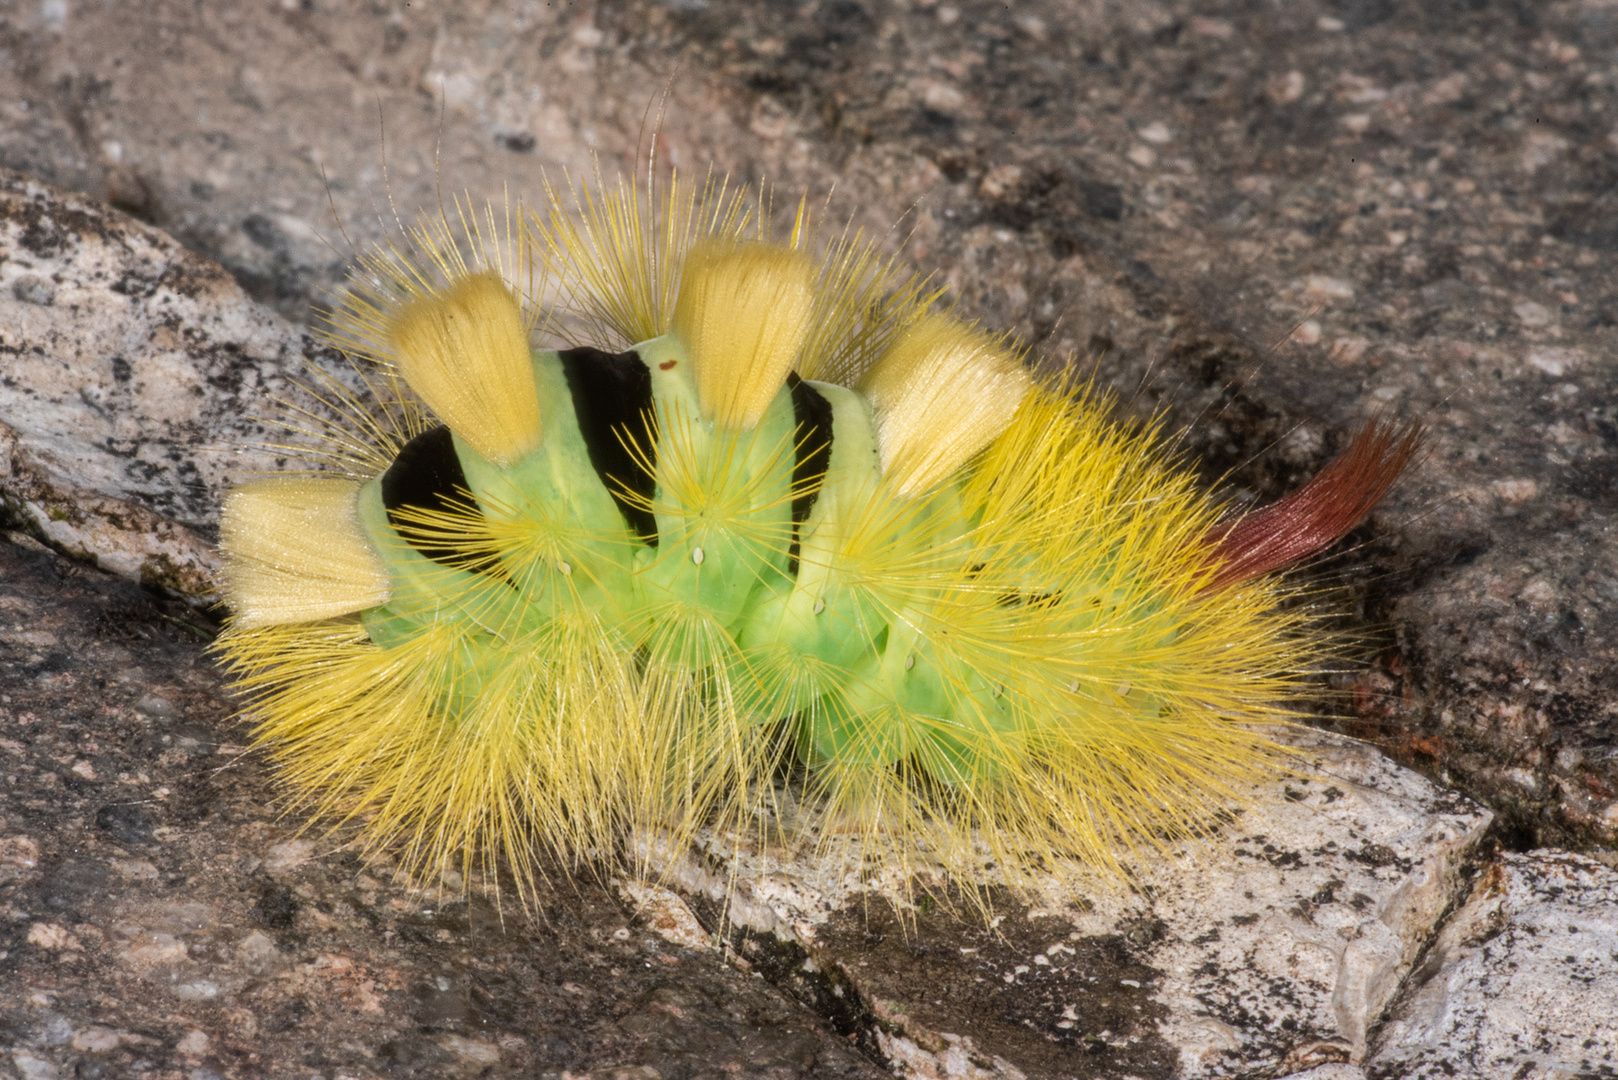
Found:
<box><xmin>1367</xmin><ymin>851</ymin><xmax>1618</xmax><ymax>1079</ymax></box>
<box><xmin>0</xmin><ymin>172</ymin><xmax>310</xmax><ymax>594</ymax></box>
<box><xmin>645</xmin><ymin>730</ymin><xmax>1492</xmax><ymax>1078</ymax></box>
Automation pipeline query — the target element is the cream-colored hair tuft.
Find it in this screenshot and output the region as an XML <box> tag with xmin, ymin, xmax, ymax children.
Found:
<box><xmin>221</xmin><ymin>478</ymin><xmax>392</xmax><ymax>627</ymax></box>
<box><xmin>386</xmin><ymin>272</ymin><xmax>543</xmax><ymax>466</ymax></box>
<box><xmin>672</xmin><ymin>242</ymin><xmax>815</xmax><ymax>430</ymax></box>
<box><xmin>859</xmin><ymin>313</ymin><xmax>1033</xmax><ymax>498</ymax></box>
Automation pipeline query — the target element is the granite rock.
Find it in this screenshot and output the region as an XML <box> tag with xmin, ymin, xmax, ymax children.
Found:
<box><xmin>0</xmin><ymin>171</ymin><xmax>317</xmax><ymax>595</ymax></box>
<box><xmin>1366</xmin><ymin>850</ymin><xmax>1618</xmax><ymax>1079</ymax></box>
<box><xmin>645</xmin><ymin>732</ymin><xmax>1492</xmax><ymax>1079</ymax></box>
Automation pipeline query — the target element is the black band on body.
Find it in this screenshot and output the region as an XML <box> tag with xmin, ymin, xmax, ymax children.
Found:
<box><xmin>557</xmin><ymin>347</ymin><xmax>659</xmax><ymax>546</ymax></box>
<box><xmin>786</xmin><ymin>373</ymin><xmax>834</xmax><ymax>577</ymax></box>
<box><xmin>380</xmin><ymin>425</ymin><xmax>503</xmax><ymax>576</ymax></box>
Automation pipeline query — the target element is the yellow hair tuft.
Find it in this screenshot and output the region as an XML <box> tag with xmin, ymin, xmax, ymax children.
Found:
<box><xmin>672</xmin><ymin>242</ymin><xmax>815</xmax><ymax>430</ymax></box>
<box><xmin>220</xmin><ymin>478</ymin><xmax>391</xmax><ymax>627</ymax></box>
<box><xmin>532</xmin><ymin>172</ymin><xmax>756</xmax><ymax>348</ymax></box>
<box><xmin>858</xmin><ymin>313</ymin><xmax>1033</xmax><ymax>497</ymax></box>
<box><xmin>386</xmin><ymin>271</ymin><xmax>543</xmax><ymax>466</ymax></box>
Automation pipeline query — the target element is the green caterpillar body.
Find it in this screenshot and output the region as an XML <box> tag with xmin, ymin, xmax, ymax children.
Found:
<box><xmin>356</xmin><ymin>333</ymin><xmax>1157</xmax><ymax>788</ymax></box>
<box><xmin>216</xmin><ymin>183</ymin><xmax>1415</xmax><ymax>898</ymax></box>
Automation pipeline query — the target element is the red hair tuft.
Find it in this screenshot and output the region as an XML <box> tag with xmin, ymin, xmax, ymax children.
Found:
<box><xmin>1201</xmin><ymin>417</ymin><xmax>1422</xmax><ymax>592</ymax></box>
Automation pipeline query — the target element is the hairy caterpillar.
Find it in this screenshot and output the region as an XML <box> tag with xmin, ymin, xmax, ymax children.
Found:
<box><xmin>213</xmin><ymin>176</ymin><xmax>1416</xmax><ymax>900</ymax></box>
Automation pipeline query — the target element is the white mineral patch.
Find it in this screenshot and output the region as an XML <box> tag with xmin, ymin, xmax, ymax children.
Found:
<box><xmin>0</xmin><ymin>173</ymin><xmax>339</xmax><ymax>594</ymax></box>
<box><xmin>875</xmin><ymin>1026</ymin><xmax>1029</xmax><ymax>1080</ymax></box>
<box><xmin>617</xmin><ymin>879</ymin><xmax>714</xmax><ymax>952</ymax></box>
<box><xmin>1367</xmin><ymin>850</ymin><xmax>1618</xmax><ymax>1078</ymax></box>
<box><xmin>1143</xmin><ymin>733</ymin><xmax>1492</xmax><ymax>1075</ymax></box>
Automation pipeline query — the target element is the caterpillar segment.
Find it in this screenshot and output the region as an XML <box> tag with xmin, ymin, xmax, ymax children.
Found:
<box><xmin>215</xmin><ymin>181</ymin><xmax>1414</xmax><ymax>899</ymax></box>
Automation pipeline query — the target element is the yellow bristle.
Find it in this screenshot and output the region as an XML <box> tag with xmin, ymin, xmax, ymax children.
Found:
<box><xmin>386</xmin><ymin>271</ymin><xmax>543</xmax><ymax>466</ymax></box>
<box><xmin>220</xmin><ymin>478</ymin><xmax>391</xmax><ymax>627</ymax></box>
<box><xmin>858</xmin><ymin>313</ymin><xmax>1033</xmax><ymax>497</ymax></box>
<box><xmin>532</xmin><ymin>172</ymin><xmax>756</xmax><ymax>348</ymax></box>
<box><xmin>672</xmin><ymin>242</ymin><xmax>815</xmax><ymax>430</ymax></box>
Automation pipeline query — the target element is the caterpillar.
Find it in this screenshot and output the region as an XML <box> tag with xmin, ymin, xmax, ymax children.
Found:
<box><xmin>213</xmin><ymin>175</ymin><xmax>1417</xmax><ymax>902</ymax></box>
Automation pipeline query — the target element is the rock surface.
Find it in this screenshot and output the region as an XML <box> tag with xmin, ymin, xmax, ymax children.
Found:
<box><xmin>1367</xmin><ymin>850</ymin><xmax>1618</xmax><ymax>1080</ymax></box>
<box><xmin>0</xmin><ymin>171</ymin><xmax>321</xmax><ymax>595</ymax></box>
<box><xmin>651</xmin><ymin>733</ymin><xmax>1492</xmax><ymax>1079</ymax></box>
<box><xmin>2</xmin><ymin>0</ymin><xmax>1617</xmax><ymax>1077</ymax></box>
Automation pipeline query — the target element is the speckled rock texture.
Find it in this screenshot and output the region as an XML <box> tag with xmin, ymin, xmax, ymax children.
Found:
<box><xmin>2</xmin><ymin>0</ymin><xmax>1617</xmax><ymax>1077</ymax></box>
<box><xmin>0</xmin><ymin>171</ymin><xmax>324</xmax><ymax>595</ymax></box>
<box><xmin>651</xmin><ymin>735</ymin><xmax>1491</xmax><ymax>1079</ymax></box>
<box><xmin>1366</xmin><ymin>850</ymin><xmax>1618</xmax><ymax>1080</ymax></box>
